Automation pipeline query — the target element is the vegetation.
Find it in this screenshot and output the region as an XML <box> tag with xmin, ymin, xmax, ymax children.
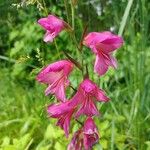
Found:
<box><xmin>0</xmin><ymin>0</ymin><xmax>150</xmax><ymax>149</ymax></box>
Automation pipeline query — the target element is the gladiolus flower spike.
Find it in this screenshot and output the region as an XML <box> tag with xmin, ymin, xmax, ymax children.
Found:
<box><xmin>36</xmin><ymin>14</ymin><xmax>123</xmax><ymax>150</ymax></box>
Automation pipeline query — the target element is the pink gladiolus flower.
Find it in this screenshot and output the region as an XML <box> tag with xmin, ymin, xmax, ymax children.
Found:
<box><xmin>38</xmin><ymin>15</ymin><xmax>66</xmax><ymax>42</ymax></box>
<box><xmin>67</xmin><ymin>129</ymin><xmax>84</xmax><ymax>150</ymax></box>
<box><xmin>47</xmin><ymin>101</ymin><xmax>75</xmax><ymax>137</ymax></box>
<box><xmin>36</xmin><ymin>60</ymin><xmax>73</xmax><ymax>102</ymax></box>
<box><xmin>68</xmin><ymin>117</ymin><xmax>99</xmax><ymax>150</ymax></box>
<box><xmin>83</xmin><ymin>31</ymin><xmax>123</xmax><ymax>75</ymax></box>
<box><xmin>83</xmin><ymin>117</ymin><xmax>99</xmax><ymax>150</ymax></box>
<box><xmin>69</xmin><ymin>79</ymin><xmax>109</xmax><ymax>117</ymax></box>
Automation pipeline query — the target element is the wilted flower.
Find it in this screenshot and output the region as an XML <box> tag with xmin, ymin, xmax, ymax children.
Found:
<box><xmin>83</xmin><ymin>31</ymin><xmax>123</xmax><ymax>75</ymax></box>
<box><xmin>47</xmin><ymin>101</ymin><xmax>75</xmax><ymax>137</ymax></box>
<box><xmin>38</xmin><ymin>15</ymin><xmax>67</xmax><ymax>42</ymax></box>
<box><xmin>69</xmin><ymin>79</ymin><xmax>109</xmax><ymax>117</ymax></box>
<box><xmin>36</xmin><ymin>60</ymin><xmax>73</xmax><ymax>102</ymax></box>
<box><xmin>83</xmin><ymin>117</ymin><xmax>99</xmax><ymax>150</ymax></box>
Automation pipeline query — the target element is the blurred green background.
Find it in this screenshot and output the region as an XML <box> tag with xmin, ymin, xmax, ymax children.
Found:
<box><xmin>0</xmin><ymin>0</ymin><xmax>150</xmax><ymax>150</ymax></box>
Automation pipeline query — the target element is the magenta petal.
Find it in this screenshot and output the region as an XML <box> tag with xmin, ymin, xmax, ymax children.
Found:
<box><xmin>67</xmin><ymin>117</ymin><xmax>99</xmax><ymax>150</ymax></box>
<box><xmin>84</xmin><ymin>32</ymin><xmax>111</xmax><ymax>47</ymax></box>
<box><xmin>43</xmin><ymin>31</ymin><xmax>55</xmax><ymax>42</ymax></box>
<box><xmin>36</xmin><ymin>60</ymin><xmax>73</xmax><ymax>102</ymax></box>
<box><xmin>84</xmin><ymin>31</ymin><xmax>123</xmax><ymax>53</ymax></box>
<box><xmin>84</xmin><ymin>31</ymin><xmax>123</xmax><ymax>75</ymax></box>
<box><xmin>37</xmin><ymin>60</ymin><xmax>73</xmax><ymax>77</ymax></box>
<box><xmin>84</xmin><ymin>134</ymin><xmax>99</xmax><ymax>150</ymax></box>
<box><xmin>47</xmin><ymin>102</ymin><xmax>74</xmax><ymax>137</ymax></box>
<box><xmin>47</xmin><ymin>102</ymin><xmax>71</xmax><ymax>118</ymax></box>
<box><xmin>80</xmin><ymin>79</ymin><xmax>97</xmax><ymax>94</ymax></box>
<box><xmin>96</xmin><ymin>36</ymin><xmax>123</xmax><ymax>53</ymax></box>
<box><xmin>75</xmin><ymin>98</ymin><xmax>99</xmax><ymax>118</ymax></box>
<box><xmin>56</xmin><ymin>109</ymin><xmax>74</xmax><ymax>137</ymax></box>
<box><xmin>67</xmin><ymin>129</ymin><xmax>83</xmax><ymax>150</ymax></box>
<box><xmin>109</xmin><ymin>55</ymin><xmax>117</xmax><ymax>68</ymax></box>
<box><xmin>69</xmin><ymin>79</ymin><xmax>97</xmax><ymax>109</ymax></box>
<box><xmin>38</xmin><ymin>17</ymin><xmax>51</xmax><ymax>30</ymax></box>
<box><xmin>95</xmin><ymin>88</ymin><xmax>110</xmax><ymax>102</ymax></box>
<box><xmin>47</xmin><ymin>15</ymin><xmax>64</xmax><ymax>30</ymax></box>
<box><xmin>83</xmin><ymin>117</ymin><xmax>98</xmax><ymax>134</ymax></box>
<box><xmin>101</xmin><ymin>36</ymin><xmax>124</xmax><ymax>53</ymax></box>
<box><xmin>37</xmin><ymin>71</ymin><xmax>63</xmax><ymax>85</ymax></box>
<box><xmin>68</xmin><ymin>91</ymin><xmax>83</xmax><ymax>108</ymax></box>
<box><xmin>94</xmin><ymin>52</ymin><xmax>118</xmax><ymax>76</ymax></box>
<box><xmin>102</xmin><ymin>52</ymin><xmax>118</xmax><ymax>69</ymax></box>
<box><xmin>69</xmin><ymin>79</ymin><xmax>109</xmax><ymax>117</ymax></box>
<box><xmin>45</xmin><ymin>77</ymin><xmax>66</xmax><ymax>102</ymax></box>
<box><xmin>94</xmin><ymin>54</ymin><xmax>108</xmax><ymax>76</ymax></box>
<box><xmin>83</xmin><ymin>117</ymin><xmax>99</xmax><ymax>150</ymax></box>
<box><xmin>54</xmin><ymin>80</ymin><xmax>66</xmax><ymax>101</ymax></box>
<box><xmin>38</xmin><ymin>15</ymin><xmax>65</xmax><ymax>42</ymax></box>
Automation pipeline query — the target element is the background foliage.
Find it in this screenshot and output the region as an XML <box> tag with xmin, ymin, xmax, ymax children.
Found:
<box><xmin>0</xmin><ymin>0</ymin><xmax>150</xmax><ymax>149</ymax></box>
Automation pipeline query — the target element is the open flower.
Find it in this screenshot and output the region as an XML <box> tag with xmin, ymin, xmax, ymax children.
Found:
<box><xmin>83</xmin><ymin>117</ymin><xmax>99</xmax><ymax>150</ymax></box>
<box><xmin>38</xmin><ymin>15</ymin><xmax>67</xmax><ymax>42</ymax></box>
<box><xmin>36</xmin><ymin>60</ymin><xmax>73</xmax><ymax>102</ymax></box>
<box><xmin>47</xmin><ymin>101</ymin><xmax>75</xmax><ymax>137</ymax></box>
<box><xmin>69</xmin><ymin>79</ymin><xmax>109</xmax><ymax>117</ymax></box>
<box><xmin>68</xmin><ymin>117</ymin><xmax>99</xmax><ymax>150</ymax></box>
<box><xmin>83</xmin><ymin>31</ymin><xmax>123</xmax><ymax>75</ymax></box>
<box><xmin>67</xmin><ymin>129</ymin><xmax>83</xmax><ymax>150</ymax></box>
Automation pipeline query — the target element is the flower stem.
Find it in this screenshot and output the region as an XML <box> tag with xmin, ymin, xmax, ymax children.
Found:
<box><xmin>54</xmin><ymin>39</ymin><xmax>61</xmax><ymax>59</ymax></box>
<box><xmin>75</xmin><ymin>119</ymin><xmax>83</xmax><ymax>126</ymax></box>
<box><xmin>64</xmin><ymin>0</ymin><xmax>70</xmax><ymax>23</ymax></box>
<box><xmin>79</xmin><ymin>24</ymin><xmax>88</xmax><ymax>51</ymax></box>
<box><xmin>42</xmin><ymin>0</ymin><xmax>48</xmax><ymax>16</ymax></box>
<box><xmin>63</xmin><ymin>51</ymin><xmax>82</xmax><ymax>71</ymax></box>
<box><xmin>70</xmin><ymin>0</ymin><xmax>75</xmax><ymax>30</ymax></box>
<box><xmin>84</xmin><ymin>64</ymin><xmax>89</xmax><ymax>79</ymax></box>
<box><xmin>69</xmin><ymin>84</ymin><xmax>77</xmax><ymax>92</ymax></box>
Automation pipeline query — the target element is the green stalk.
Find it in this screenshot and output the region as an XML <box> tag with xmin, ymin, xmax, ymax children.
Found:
<box><xmin>70</xmin><ymin>0</ymin><xmax>75</xmax><ymax>30</ymax></box>
<box><xmin>42</xmin><ymin>0</ymin><xmax>48</xmax><ymax>15</ymax></box>
<box><xmin>63</xmin><ymin>0</ymin><xmax>82</xmax><ymax>74</ymax></box>
<box><xmin>64</xmin><ymin>0</ymin><xmax>70</xmax><ymax>23</ymax></box>
<box><xmin>118</xmin><ymin>0</ymin><xmax>134</xmax><ymax>36</ymax></box>
<box><xmin>54</xmin><ymin>39</ymin><xmax>61</xmax><ymax>59</ymax></box>
<box><xmin>111</xmin><ymin>119</ymin><xmax>115</xmax><ymax>150</ymax></box>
